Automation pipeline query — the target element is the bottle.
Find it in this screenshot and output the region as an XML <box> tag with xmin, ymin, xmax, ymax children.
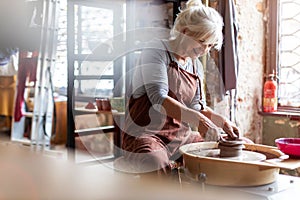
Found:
<box><xmin>263</xmin><ymin>73</ymin><xmax>278</xmax><ymax>112</ymax></box>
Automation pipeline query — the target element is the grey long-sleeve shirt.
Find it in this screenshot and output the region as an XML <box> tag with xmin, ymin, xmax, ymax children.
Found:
<box><xmin>131</xmin><ymin>39</ymin><xmax>206</xmax><ymax>112</ymax></box>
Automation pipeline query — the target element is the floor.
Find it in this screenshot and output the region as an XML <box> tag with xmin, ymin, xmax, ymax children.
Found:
<box><xmin>0</xmin><ymin>130</ymin><xmax>115</xmax><ymax>169</ymax></box>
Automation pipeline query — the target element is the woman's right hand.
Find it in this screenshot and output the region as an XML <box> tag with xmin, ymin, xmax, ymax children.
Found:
<box><xmin>198</xmin><ymin>115</ymin><xmax>221</xmax><ymax>141</ymax></box>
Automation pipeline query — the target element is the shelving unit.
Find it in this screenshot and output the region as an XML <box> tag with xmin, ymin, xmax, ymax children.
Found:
<box><xmin>67</xmin><ymin>0</ymin><xmax>176</xmax><ymax>163</ymax></box>
<box><xmin>67</xmin><ymin>0</ymin><xmax>126</xmax><ymax>162</ymax></box>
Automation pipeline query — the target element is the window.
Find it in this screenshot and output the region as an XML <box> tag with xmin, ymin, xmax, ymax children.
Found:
<box><xmin>267</xmin><ymin>0</ymin><xmax>300</xmax><ymax>110</ymax></box>
<box><xmin>54</xmin><ymin>0</ymin><xmax>68</xmax><ymax>89</ymax></box>
<box><xmin>278</xmin><ymin>0</ymin><xmax>300</xmax><ymax>108</ymax></box>
<box><xmin>54</xmin><ymin>0</ymin><xmax>121</xmax><ymax>98</ymax></box>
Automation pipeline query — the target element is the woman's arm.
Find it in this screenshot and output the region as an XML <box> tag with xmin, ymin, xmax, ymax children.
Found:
<box><xmin>200</xmin><ymin>107</ymin><xmax>239</xmax><ymax>139</ymax></box>
<box><xmin>161</xmin><ymin>96</ymin><xmax>219</xmax><ymax>137</ymax></box>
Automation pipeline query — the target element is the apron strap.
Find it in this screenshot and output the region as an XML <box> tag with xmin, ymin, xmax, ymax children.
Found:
<box><xmin>162</xmin><ymin>40</ymin><xmax>204</xmax><ymax>109</ymax></box>
<box><xmin>193</xmin><ymin>59</ymin><xmax>204</xmax><ymax>107</ymax></box>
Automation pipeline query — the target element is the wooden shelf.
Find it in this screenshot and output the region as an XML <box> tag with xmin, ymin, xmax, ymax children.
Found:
<box><xmin>74</xmin><ymin>75</ymin><xmax>114</xmax><ymax>80</ymax></box>
<box><xmin>75</xmin><ymin>107</ymin><xmax>111</xmax><ymax>113</ymax></box>
<box><xmin>74</xmin><ymin>107</ymin><xmax>124</xmax><ymax>116</ymax></box>
<box><xmin>74</xmin><ymin>126</ymin><xmax>115</xmax><ymax>136</ymax></box>
<box><xmin>258</xmin><ymin>110</ymin><xmax>300</xmax><ymax>120</ymax></box>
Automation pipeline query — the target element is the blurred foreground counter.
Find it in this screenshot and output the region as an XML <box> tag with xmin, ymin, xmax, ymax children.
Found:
<box><xmin>1</xmin><ymin>141</ymin><xmax>300</xmax><ymax>200</ymax></box>
<box><xmin>0</xmin><ymin>142</ymin><xmax>118</xmax><ymax>199</ymax></box>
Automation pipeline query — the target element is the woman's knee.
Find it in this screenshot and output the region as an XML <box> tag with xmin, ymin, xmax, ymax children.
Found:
<box><xmin>139</xmin><ymin>150</ymin><xmax>170</xmax><ymax>173</ymax></box>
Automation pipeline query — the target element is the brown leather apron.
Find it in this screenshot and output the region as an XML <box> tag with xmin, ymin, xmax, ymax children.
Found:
<box><xmin>122</xmin><ymin>42</ymin><xmax>203</xmax><ymax>174</ymax></box>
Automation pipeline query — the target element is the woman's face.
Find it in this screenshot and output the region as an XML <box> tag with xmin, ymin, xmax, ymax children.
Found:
<box><xmin>186</xmin><ymin>37</ymin><xmax>215</xmax><ymax>59</ymax></box>
<box><xmin>187</xmin><ymin>40</ymin><xmax>213</xmax><ymax>58</ymax></box>
<box><xmin>180</xmin><ymin>30</ymin><xmax>215</xmax><ymax>58</ymax></box>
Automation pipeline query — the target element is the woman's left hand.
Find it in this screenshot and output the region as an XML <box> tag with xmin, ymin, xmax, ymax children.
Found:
<box><xmin>222</xmin><ymin>120</ymin><xmax>239</xmax><ymax>139</ymax></box>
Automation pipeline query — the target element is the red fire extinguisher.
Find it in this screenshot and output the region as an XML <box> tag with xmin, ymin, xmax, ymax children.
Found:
<box><xmin>263</xmin><ymin>73</ymin><xmax>278</xmax><ymax>112</ymax></box>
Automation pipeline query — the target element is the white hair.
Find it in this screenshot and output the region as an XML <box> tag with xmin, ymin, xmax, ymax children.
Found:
<box><xmin>170</xmin><ymin>0</ymin><xmax>224</xmax><ymax>50</ymax></box>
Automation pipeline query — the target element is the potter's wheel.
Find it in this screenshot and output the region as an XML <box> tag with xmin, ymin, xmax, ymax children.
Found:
<box><xmin>179</xmin><ymin>142</ymin><xmax>288</xmax><ymax>186</ymax></box>
<box><xmin>188</xmin><ymin>148</ymin><xmax>267</xmax><ymax>162</ymax></box>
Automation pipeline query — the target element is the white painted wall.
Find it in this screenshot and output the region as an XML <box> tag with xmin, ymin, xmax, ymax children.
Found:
<box><xmin>235</xmin><ymin>0</ymin><xmax>265</xmax><ymax>143</ymax></box>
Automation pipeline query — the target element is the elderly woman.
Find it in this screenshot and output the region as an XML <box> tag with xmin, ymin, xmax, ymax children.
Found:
<box><xmin>121</xmin><ymin>0</ymin><xmax>243</xmax><ymax>175</ymax></box>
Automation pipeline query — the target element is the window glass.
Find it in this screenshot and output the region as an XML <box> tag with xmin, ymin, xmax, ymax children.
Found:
<box><xmin>278</xmin><ymin>0</ymin><xmax>300</xmax><ymax>107</ymax></box>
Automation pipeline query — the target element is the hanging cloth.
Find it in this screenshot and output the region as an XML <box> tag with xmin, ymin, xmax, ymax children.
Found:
<box><xmin>218</xmin><ymin>0</ymin><xmax>239</xmax><ymax>91</ymax></box>
<box><xmin>0</xmin><ymin>48</ymin><xmax>18</xmax><ymax>67</ymax></box>
<box><xmin>0</xmin><ymin>53</ymin><xmax>19</xmax><ymax>76</ymax></box>
<box><xmin>14</xmin><ymin>51</ymin><xmax>38</xmax><ymax>122</ymax></box>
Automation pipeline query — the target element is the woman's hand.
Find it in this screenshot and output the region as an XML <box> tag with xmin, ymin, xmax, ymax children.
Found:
<box><xmin>222</xmin><ymin>120</ymin><xmax>239</xmax><ymax>139</ymax></box>
<box><xmin>198</xmin><ymin>115</ymin><xmax>221</xmax><ymax>141</ymax></box>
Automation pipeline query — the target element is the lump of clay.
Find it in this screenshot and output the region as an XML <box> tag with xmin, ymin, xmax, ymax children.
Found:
<box><xmin>218</xmin><ymin>138</ymin><xmax>245</xmax><ymax>157</ymax></box>
<box><xmin>85</xmin><ymin>101</ymin><xmax>96</xmax><ymax>109</ymax></box>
